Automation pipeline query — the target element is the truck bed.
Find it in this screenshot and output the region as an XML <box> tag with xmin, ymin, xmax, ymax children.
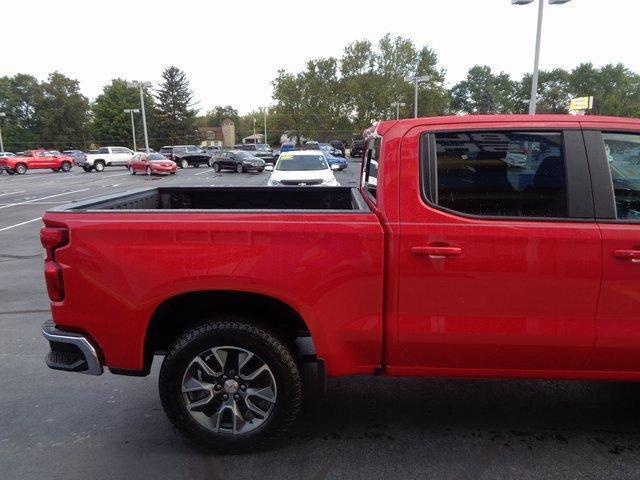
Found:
<box><xmin>49</xmin><ymin>187</ymin><xmax>369</xmax><ymax>213</ymax></box>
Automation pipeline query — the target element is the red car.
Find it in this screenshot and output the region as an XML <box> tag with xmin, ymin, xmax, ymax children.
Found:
<box><xmin>128</xmin><ymin>152</ymin><xmax>177</xmax><ymax>175</ymax></box>
<box><xmin>40</xmin><ymin>115</ymin><xmax>640</xmax><ymax>451</ymax></box>
<box><xmin>0</xmin><ymin>149</ymin><xmax>74</xmax><ymax>175</ymax></box>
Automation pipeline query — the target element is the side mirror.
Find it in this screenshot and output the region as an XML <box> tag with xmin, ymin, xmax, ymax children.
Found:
<box><xmin>265</xmin><ymin>165</ymin><xmax>274</xmax><ymax>172</ymax></box>
<box><xmin>331</xmin><ymin>164</ymin><xmax>340</xmax><ymax>171</ymax></box>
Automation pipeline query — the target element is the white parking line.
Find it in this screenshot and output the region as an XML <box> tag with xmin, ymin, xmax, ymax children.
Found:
<box><xmin>0</xmin><ymin>190</ymin><xmax>27</xmax><ymax>197</ymax></box>
<box><xmin>0</xmin><ymin>217</ymin><xmax>41</xmax><ymax>232</ymax></box>
<box><xmin>194</xmin><ymin>170</ymin><xmax>211</xmax><ymax>176</ymax></box>
<box><xmin>0</xmin><ymin>188</ymin><xmax>90</xmax><ymax>210</ymax></box>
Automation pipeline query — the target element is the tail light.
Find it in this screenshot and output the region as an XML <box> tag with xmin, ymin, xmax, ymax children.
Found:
<box><xmin>40</xmin><ymin>226</ymin><xmax>69</xmax><ymax>302</ymax></box>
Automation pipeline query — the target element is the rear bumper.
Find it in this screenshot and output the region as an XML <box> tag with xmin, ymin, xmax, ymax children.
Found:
<box><xmin>42</xmin><ymin>321</ymin><xmax>103</xmax><ymax>376</ymax></box>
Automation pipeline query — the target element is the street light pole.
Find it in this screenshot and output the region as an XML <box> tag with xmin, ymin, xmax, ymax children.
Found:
<box><xmin>123</xmin><ymin>109</ymin><xmax>140</xmax><ymax>151</ymax></box>
<box><xmin>390</xmin><ymin>102</ymin><xmax>406</xmax><ymax>120</ymax></box>
<box><xmin>513</xmin><ymin>0</ymin><xmax>572</xmax><ymax>114</ymax></box>
<box><xmin>127</xmin><ymin>81</ymin><xmax>152</xmax><ymax>152</ymax></box>
<box><xmin>404</xmin><ymin>75</ymin><xmax>429</xmax><ymax>118</ymax></box>
<box><xmin>262</xmin><ymin>107</ymin><xmax>268</xmax><ymax>144</ymax></box>
<box><xmin>0</xmin><ymin>113</ymin><xmax>5</xmax><ymax>154</ymax></box>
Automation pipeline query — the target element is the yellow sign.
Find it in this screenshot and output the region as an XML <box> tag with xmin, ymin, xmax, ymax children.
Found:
<box><xmin>569</xmin><ymin>96</ymin><xmax>593</xmax><ymax>111</ymax></box>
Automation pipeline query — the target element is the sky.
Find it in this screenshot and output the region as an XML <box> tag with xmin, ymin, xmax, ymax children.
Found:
<box><xmin>3</xmin><ymin>0</ymin><xmax>639</xmax><ymax>115</ymax></box>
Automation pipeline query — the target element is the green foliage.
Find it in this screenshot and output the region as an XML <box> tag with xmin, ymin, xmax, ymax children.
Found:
<box><xmin>450</xmin><ymin>65</ymin><xmax>519</xmax><ymax>114</ymax></box>
<box><xmin>155</xmin><ymin>66</ymin><xmax>198</xmax><ymax>145</ymax></box>
<box><xmin>0</xmin><ymin>74</ymin><xmax>42</xmax><ymax>150</ymax></box>
<box><xmin>90</xmin><ymin>79</ymin><xmax>158</xmax><ymax>148</ymax></box>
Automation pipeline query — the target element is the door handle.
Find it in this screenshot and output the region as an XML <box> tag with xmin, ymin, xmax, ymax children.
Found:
<box><xmin>411</xmin><ymin>245</ymin><xmax>462</xmax><ymax>258</ymax></box>
<box><xmin>613</xmin><ymin>249</ymin><xmax>640</xmax><ymax>263</ymax></box>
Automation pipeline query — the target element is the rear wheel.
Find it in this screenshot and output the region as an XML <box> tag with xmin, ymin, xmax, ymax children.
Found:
<box><xmin>6</xmin><ymin>169</ymin><xmax>15</xmax><ymax>175</ymax></box>
<box><xmin>146</xmin><ymin>166</ymin><xmax>151</xmax><ymax>176</ymax></box>
<box><xmin>159</xmin><ymin>319</ymin><xmax>302</xmax><ymax>452</ymax></box>
<box><xmin>236</xmin><ymin>163</ymin><xmax>244</xmax><ymax>173</ymax></box>
<box><xmin>94</xmin><ymin>161</ymin><xmax>105</xmax><ymax>172</ymax></box>
<box><xmin>82</xmin><ymin>166</ymin><xmax>92</xmax><ymax>172</ymax></box>
<box><xmin>15</xmin><ymin>163</ymin><xmax>27</xmax><ymax>175</ymax></box>
<box><xmin>51</xmin><ymin>168</ymin><xmax>60</xmax><ymax>172</ymax></box>
<box><xmin>212</xmin><ymin>163</ymin><xmax>221</xmax><ymax>173</ymax></box>
<box><xmin>180</xmin><ymin>159</ymin><xmax>189</xmax><ymax>169</ymax></box>
<box><xmin>61</xmin><ymin>162</ymin><xmax>72</xmax><ymax>172</ymax></box>
<box><xmin>130</xmin><ymin>166</ymin><xmax>136</xmax><ymax>175</ymax></box>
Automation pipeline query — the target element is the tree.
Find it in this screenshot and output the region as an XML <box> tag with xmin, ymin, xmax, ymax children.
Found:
<box><xmin>155</xmin><ymin>66</ymin><xmax>198</xmax><ymax>145</ymax></box>
<box><xmin>517</xmin><ymin>69</ymin><xmax>572</xmax><ymax>114</ymax></box>
<box><xmin>90</xmin><ymin>79</ymin><xmax>158</xmax><ymax>148</ymax></box>
<box><xmin>450</xmin><ymin>65</ymin><xmax>519</xmax><ymax>114</ymax></box>
<box><xmin>0</xmin><ymin>74</ymin><xmax>43</xmax><ymax>151</ymax></box>
<box><xmin>200</xmin><ymin>105</ymin><xmax>239</xmax><ymax>127</ymax></box>
<box><xmin>36</xmin><ymin>72</ymin><xmax>89</xmax><ymax>150</ymax></box>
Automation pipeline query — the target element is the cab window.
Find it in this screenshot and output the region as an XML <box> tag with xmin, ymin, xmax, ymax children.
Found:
<box><xmin>603</xmin><ymin>132</ymin><xmax>640</xmax><ymax>221</ymax></box>
<box><xmin>429</xmin><ymin>131</ymin><xmax>567</xmax><ymax>218</ymax></box>
<box><xmin>362</xmin><ymin>138</ymin><xmax>381</xmax><ymax>200</ymax></box>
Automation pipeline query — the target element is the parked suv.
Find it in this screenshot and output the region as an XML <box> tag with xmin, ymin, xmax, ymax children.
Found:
<box><xmin>79</xmin><ymin>146</ymin><xmax>134</xmax><ymax>172</ymax></box>
<box><xmin>350</xmin><ymin>137</ymin><xmax>365</xmax><ymax>158</ymax></box>
<box><xmin>159</xmin><ymin>145</ymin><xmax>211</xmax><ymax>169</ymax></box>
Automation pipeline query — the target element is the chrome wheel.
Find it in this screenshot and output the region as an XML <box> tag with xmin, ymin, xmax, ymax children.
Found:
<box><xmin>181</xmin><ymin>346</ymin><xmax>277</xmax><ymax>435</ymax></box>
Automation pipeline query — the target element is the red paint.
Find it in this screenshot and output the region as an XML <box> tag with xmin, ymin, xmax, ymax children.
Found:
<box><xmin>127</xmin><ymin>154</ymin><xmax>177</xmax><ymax>175</ymax></box>
<box><xmin>43</xmin><ymin>115</ymin><xmax>640</xmax><ymax>382</ymax></box>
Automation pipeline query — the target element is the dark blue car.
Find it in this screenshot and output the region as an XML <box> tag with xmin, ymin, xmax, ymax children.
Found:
<box><xmin>323</xmin><ymin>152</ymin><xmax>348</xmax><ymax>170</ymax></box>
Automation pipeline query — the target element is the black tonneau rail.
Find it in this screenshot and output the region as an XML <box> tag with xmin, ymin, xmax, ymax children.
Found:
<box><xmin>47</xmin><ymin>187</ymin><xmax>371</xmax><ymax>213</ymax></box>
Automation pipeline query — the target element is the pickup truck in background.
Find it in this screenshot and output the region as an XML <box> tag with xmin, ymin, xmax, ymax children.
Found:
<box><xmin>78</xmin><ymin>146</ymin><xmax>134</xmax><ymax>172</ymax></box>
<box><xmin>0</xmin><ymin>149</ymin><xmax>74</xmax><ymax>174</ymax></box>
<box><xmin>41</xmin><ymin>115</ymin><xmax>640</xmax><ymax>452</ymax></box>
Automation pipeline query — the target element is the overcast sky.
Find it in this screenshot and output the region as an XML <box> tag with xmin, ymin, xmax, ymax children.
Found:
<box><xmin>3</xmin><ymin>0</ymin><xmax>639</xmax><ymax>114</ymax></box>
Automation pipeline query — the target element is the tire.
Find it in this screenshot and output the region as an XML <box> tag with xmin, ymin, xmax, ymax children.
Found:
<box><xmin>146</xmin><ymin>166</ymin><xmax>151</xmax><ymax>176</ymax></box>
<box><xmin>159</xmin><ymin>319</ymin><xmax>302</xmax><ymax>452</ymax></box>
<box><xmin>236</xmin><ymin>163</ymin><xmax>244</xmax><ymax>173</ymax></box>
<box><xmin>61</xmin><ymin>162</ymin><xmax>72</xmax><ymax>172</ymax></box>
<box><xmin>94</xmin><ymin>161</ymin><xmax>105</xmax><ymax>172</ymax></box>
<box><xmin>130</xmin><ymin>166</ymin><xmax>136</xmax><ymax>175</ymax></box>
<box><xmin>194</xmin><ymin>163</ymin><xmax>200</xmax><ymax>168</ymax></box>
<box><xmin>180</xmin><ymin>159</ymin><xmax>189</xmax><ymax>169</ymax></box>
<box><xmin>212</xmin><ymin>163</ymin><xmax>221</xmax><ymax>173</ymax></box>
<box><xmin>6</xmin><ymin>170</ymin><xmax>15</xmax><ymax>175</ymax></box>
<box><xmin>82</xmin><ymin>166</ymin><xmax>92</xmax><ymax>172</ymax></box>
<box><xmin>15</xmin><ymin>163</ymin><xmax>27</xmax><ymax>175</ymax></box>
<box><xmin>51</xmin><ymin>168</ymin><xmax>60</xmax><ymax>172</ymax></box>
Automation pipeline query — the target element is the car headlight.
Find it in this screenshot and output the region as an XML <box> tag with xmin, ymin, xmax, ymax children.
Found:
<box><xmin>268</xmin><ymin>179</ymin><xmax>280</xmax><ymax>186</ymax></box>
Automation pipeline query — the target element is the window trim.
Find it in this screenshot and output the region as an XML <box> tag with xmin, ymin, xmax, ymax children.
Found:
<box><xmin>586</xmin><ymin>129</ymin><xmax>640</xmax><ymax>223</ymax></box>
<box><xmin>362</xmin><ymin>136</ymin><xmax>381</xmax><ymax>204</ymax></box>
<box><xmin>419</xmin><ymin>128</ymin><xmax>595</xmax><ymax>222</ymax></box>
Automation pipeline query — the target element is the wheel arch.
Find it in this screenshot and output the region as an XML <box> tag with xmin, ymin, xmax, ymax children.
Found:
<box><xmin>141</xmin><ymin>290</ymin><xmax>323</xmax><ymax>393</ymax></box>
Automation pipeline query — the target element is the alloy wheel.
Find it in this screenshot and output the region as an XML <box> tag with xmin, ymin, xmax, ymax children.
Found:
<box><xmin>181</xmin><ymin>346</ymin><xmax>277</xmax><ymax>435</ymax></box>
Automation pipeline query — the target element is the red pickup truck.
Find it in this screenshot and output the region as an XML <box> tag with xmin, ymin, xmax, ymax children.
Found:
<box><xmin>41</xmin><ymin>115</ymin><xmax>640</xmax><ymax>451</ymax></box>
<box><xmin>0</xmin><ymin>149</ymin><xmax>74</xmax><ymax>174</ymax></box>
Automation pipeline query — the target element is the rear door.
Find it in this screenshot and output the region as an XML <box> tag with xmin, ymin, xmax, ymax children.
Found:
<box><xmin>582</xmin><ymin>128</ymin><xmax>640</xmax><ymax>371</ymax></box>
<box><xmin>397</xmin><ymin>122</ymin><xmax>602</xmax><ymax>371</ymax></box>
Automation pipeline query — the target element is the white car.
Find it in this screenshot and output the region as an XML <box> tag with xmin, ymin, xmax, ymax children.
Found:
<box><xmin>79</xmin><ymin>146</ymin><xmax>134</xmax><ymax>172</ymax></box>
<box><xmin>267</xmin><ymin>150</ymin><xmax>340</xmax><ymax>187</ymax></box>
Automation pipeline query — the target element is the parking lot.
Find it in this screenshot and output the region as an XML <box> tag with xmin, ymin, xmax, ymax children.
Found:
<box><xmin>2</xmin><ymin>163</ymin><xmax>640</xmax><ymax>479</ymax></box>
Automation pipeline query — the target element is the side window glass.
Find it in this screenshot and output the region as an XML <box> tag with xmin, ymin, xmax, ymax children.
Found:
<box><xmin>603</xmin><ymin>133</ymin><xmax>640</xmax><ymax>220</ymax></box>
<box><xmin>362</xmin><ymin>138</ymin><xmax>380</xmax><ymax>200</ymax></box>
<box><xmin>432</xmin><ymin>131</ymin><xmax>567</xmax><ymax>218</ymax></box>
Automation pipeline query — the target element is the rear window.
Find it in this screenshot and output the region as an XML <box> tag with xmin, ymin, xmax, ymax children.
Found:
<box><xmin>430</xmin><ymin>131</ymin><xmax>567</xmax><ymax>218</ymax></box>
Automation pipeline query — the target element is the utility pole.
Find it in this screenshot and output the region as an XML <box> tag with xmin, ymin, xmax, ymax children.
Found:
<box><xmin>0</xmin><ymin>113</ymin><xmax>5</xmax><ymax>153</ymax></box>
<box><xmin>262</xmin><ymin>107</ymin><xmax>268</xmax><ymax>144</ymax></box>
<box><xmin>404</xmin><ymin>76</ymin><xmax>429</xmax><ymax>118</ymax></box>
<box><xmin>124</xmin><ymin>108</ymin><xmax>140</xmax><ymax>151</ymax></box>
<box><xmin>127</xmin><ymin>81</ymin><xmax>152</xmax><ymax>152</ymax></box>
<box><xmin>391</xmin><ymin>102</ymin><xmax>406</xmax><ymax>120</ymax></box>
<box><xmin>512</xmin><ymin>0</ymin><xmax>572</xmax><ymax>114</ymax></box>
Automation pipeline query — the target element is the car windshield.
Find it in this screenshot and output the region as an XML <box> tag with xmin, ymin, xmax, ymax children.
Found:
<box><xmin>276</xmin><ymin>153</ymin><xmax>328</xmax><ymax>171</ymax></box>
<box><xmin>235</xmin><ymin>151</ymin><xmax>254</xmax><ymax>159</ymax></box>
<box><xmin>148</xmin><ymin>153</ymin><xmax>166</xmax><ymax>161</ymax></box>
<box><xmin>256</xmin><ymin>144</ymin><xmax>270</xmax><ymax>151</ymax></box>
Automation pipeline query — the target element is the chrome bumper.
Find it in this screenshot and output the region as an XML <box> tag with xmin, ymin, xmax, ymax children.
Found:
<box><xmin>42</xmin><ymin>321</ymin><xmax>103</xmax><ymax>376</ymax></box>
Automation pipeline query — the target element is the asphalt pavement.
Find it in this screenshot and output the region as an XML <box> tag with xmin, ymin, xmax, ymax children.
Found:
<box><xmin>1</xmin><ymin>162</ymin><xmax>640</xmax><ymax>479</ymax></box>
